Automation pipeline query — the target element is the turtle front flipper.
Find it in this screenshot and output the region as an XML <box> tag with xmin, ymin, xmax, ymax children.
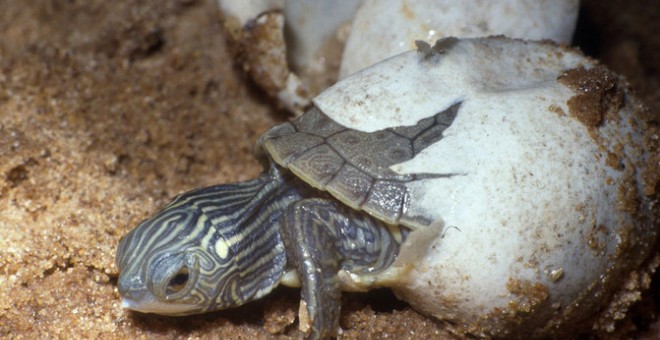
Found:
<box><xmin>279</xmin><ymin>198</ymin><xmax>408</xmax><ymax>339</ymax></box>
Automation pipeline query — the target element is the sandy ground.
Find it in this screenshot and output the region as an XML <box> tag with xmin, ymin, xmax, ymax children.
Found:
<box><xmin>0</xmin><ymin>0</ymin><xmax>657</xmax><ymax>339</ymax></box>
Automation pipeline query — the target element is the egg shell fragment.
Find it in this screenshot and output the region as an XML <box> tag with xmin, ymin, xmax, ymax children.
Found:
<box><xmin>315</xmin><ymin>37</ymin><xmax>657</xmax><ymax>337</ymax></box>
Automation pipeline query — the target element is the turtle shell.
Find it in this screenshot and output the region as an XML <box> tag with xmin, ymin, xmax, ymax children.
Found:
<box><xmin>257</xmin><ymin>103</ymin><xmax>459</xmax><ymax>229</ymax></box>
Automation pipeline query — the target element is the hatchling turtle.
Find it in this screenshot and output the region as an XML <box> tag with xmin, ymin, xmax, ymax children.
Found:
<box><xmin>116</xmin><ymin>37</ymin><xmax>657</xmax><ymax>339</ymax></box>
<box><xmin>115</xmin><ymin>66</ymin><xmax>458</xmax><ymax>340</ymax></box>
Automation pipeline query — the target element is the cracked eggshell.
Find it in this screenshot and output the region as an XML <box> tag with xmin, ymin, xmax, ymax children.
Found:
<box><xmin>218</xmin><ymin>0</ymin><xmax>362</xmax><ymax>113</ymax></box>
<box><xmin>218</xmin><ymin>0</ymin><xmax>312</xmax><ymax>114</ymax></box>
<box><xmin>314</xmin><ymin>37</ymin><xmax>658</xmax><ymax>337</ymax></box>
<box><xmin>339</xmin><ymin>0</ymin><xmax>579</xmax><ymax>78</ymax></box>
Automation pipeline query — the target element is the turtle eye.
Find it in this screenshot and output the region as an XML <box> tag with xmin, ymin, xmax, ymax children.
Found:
<box><xmin>166</xmin><ymin>267</ymin><xmax>190</xmax><ymax>295</ymax></box>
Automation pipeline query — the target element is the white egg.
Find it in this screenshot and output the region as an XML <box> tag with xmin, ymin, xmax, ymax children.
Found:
<box><xmin>315</xmin><ymin>36</ymin><xmax>657</xmax><ymax>337</ymax></box>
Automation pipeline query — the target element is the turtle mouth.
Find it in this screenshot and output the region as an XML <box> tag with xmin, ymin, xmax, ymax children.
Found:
<box><xmin>121</xmin><ymin>296</ymin><xmax>199</xmax><ymax>316</ymax></box>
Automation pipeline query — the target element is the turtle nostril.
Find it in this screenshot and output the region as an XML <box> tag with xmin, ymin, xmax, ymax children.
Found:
<box><xmin>117</xmin><ymin>281</ymin><xmax>131</xmax><ymax>299</ymax></box>
<box><xmin>117</xmin><ymin>285</ymin><xmax>144</xmax><ymax>305</ymax></box>
<box><xmin>117</xmin><ymin>275</ymin><xmax>141</xmax><ymax>300</ymax></box>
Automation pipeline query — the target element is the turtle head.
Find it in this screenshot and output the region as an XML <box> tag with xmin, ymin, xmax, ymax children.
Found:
<box><xmin>116</xmin><ymin>179</ymin><xmax>288</xmax><ymax>316</ymax></box>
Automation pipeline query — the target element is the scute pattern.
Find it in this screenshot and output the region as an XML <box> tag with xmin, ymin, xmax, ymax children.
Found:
<box><xmin>259</xmin><ymin>103</ymin><xmax>461</xmax><ymax>228</ymax></box>
<box><xmin>289</xmin><ymin>144</ymin><xmax>345</xmax><ymax>187</ymax></box>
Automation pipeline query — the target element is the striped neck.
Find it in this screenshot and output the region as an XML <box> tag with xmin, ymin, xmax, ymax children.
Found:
<box><xmin>191</xmin><ymin>165</ymin><xmax>304</xmax><ymax>307</ymax></box>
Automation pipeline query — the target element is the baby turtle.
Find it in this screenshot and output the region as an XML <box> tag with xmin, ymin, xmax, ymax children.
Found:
<box><xmin>116</xmin><ymin>38</ymin><xmax>656</xmax><ymax>339</ymax></box>
<box><xmin>116</xmin><ymin>62</ymin><xmax>458</xmax><ymax>340</ymax></box>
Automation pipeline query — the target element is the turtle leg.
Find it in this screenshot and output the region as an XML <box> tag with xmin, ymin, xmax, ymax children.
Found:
<box><xmin>280</xmin><ymin>200</ymin><xmax>342</xmax><ymax>339</ymax></box>
<box><xmin>279</xmin><ymin>198</ymin><xmax>407</xmax><ymax>340</ymax></box>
